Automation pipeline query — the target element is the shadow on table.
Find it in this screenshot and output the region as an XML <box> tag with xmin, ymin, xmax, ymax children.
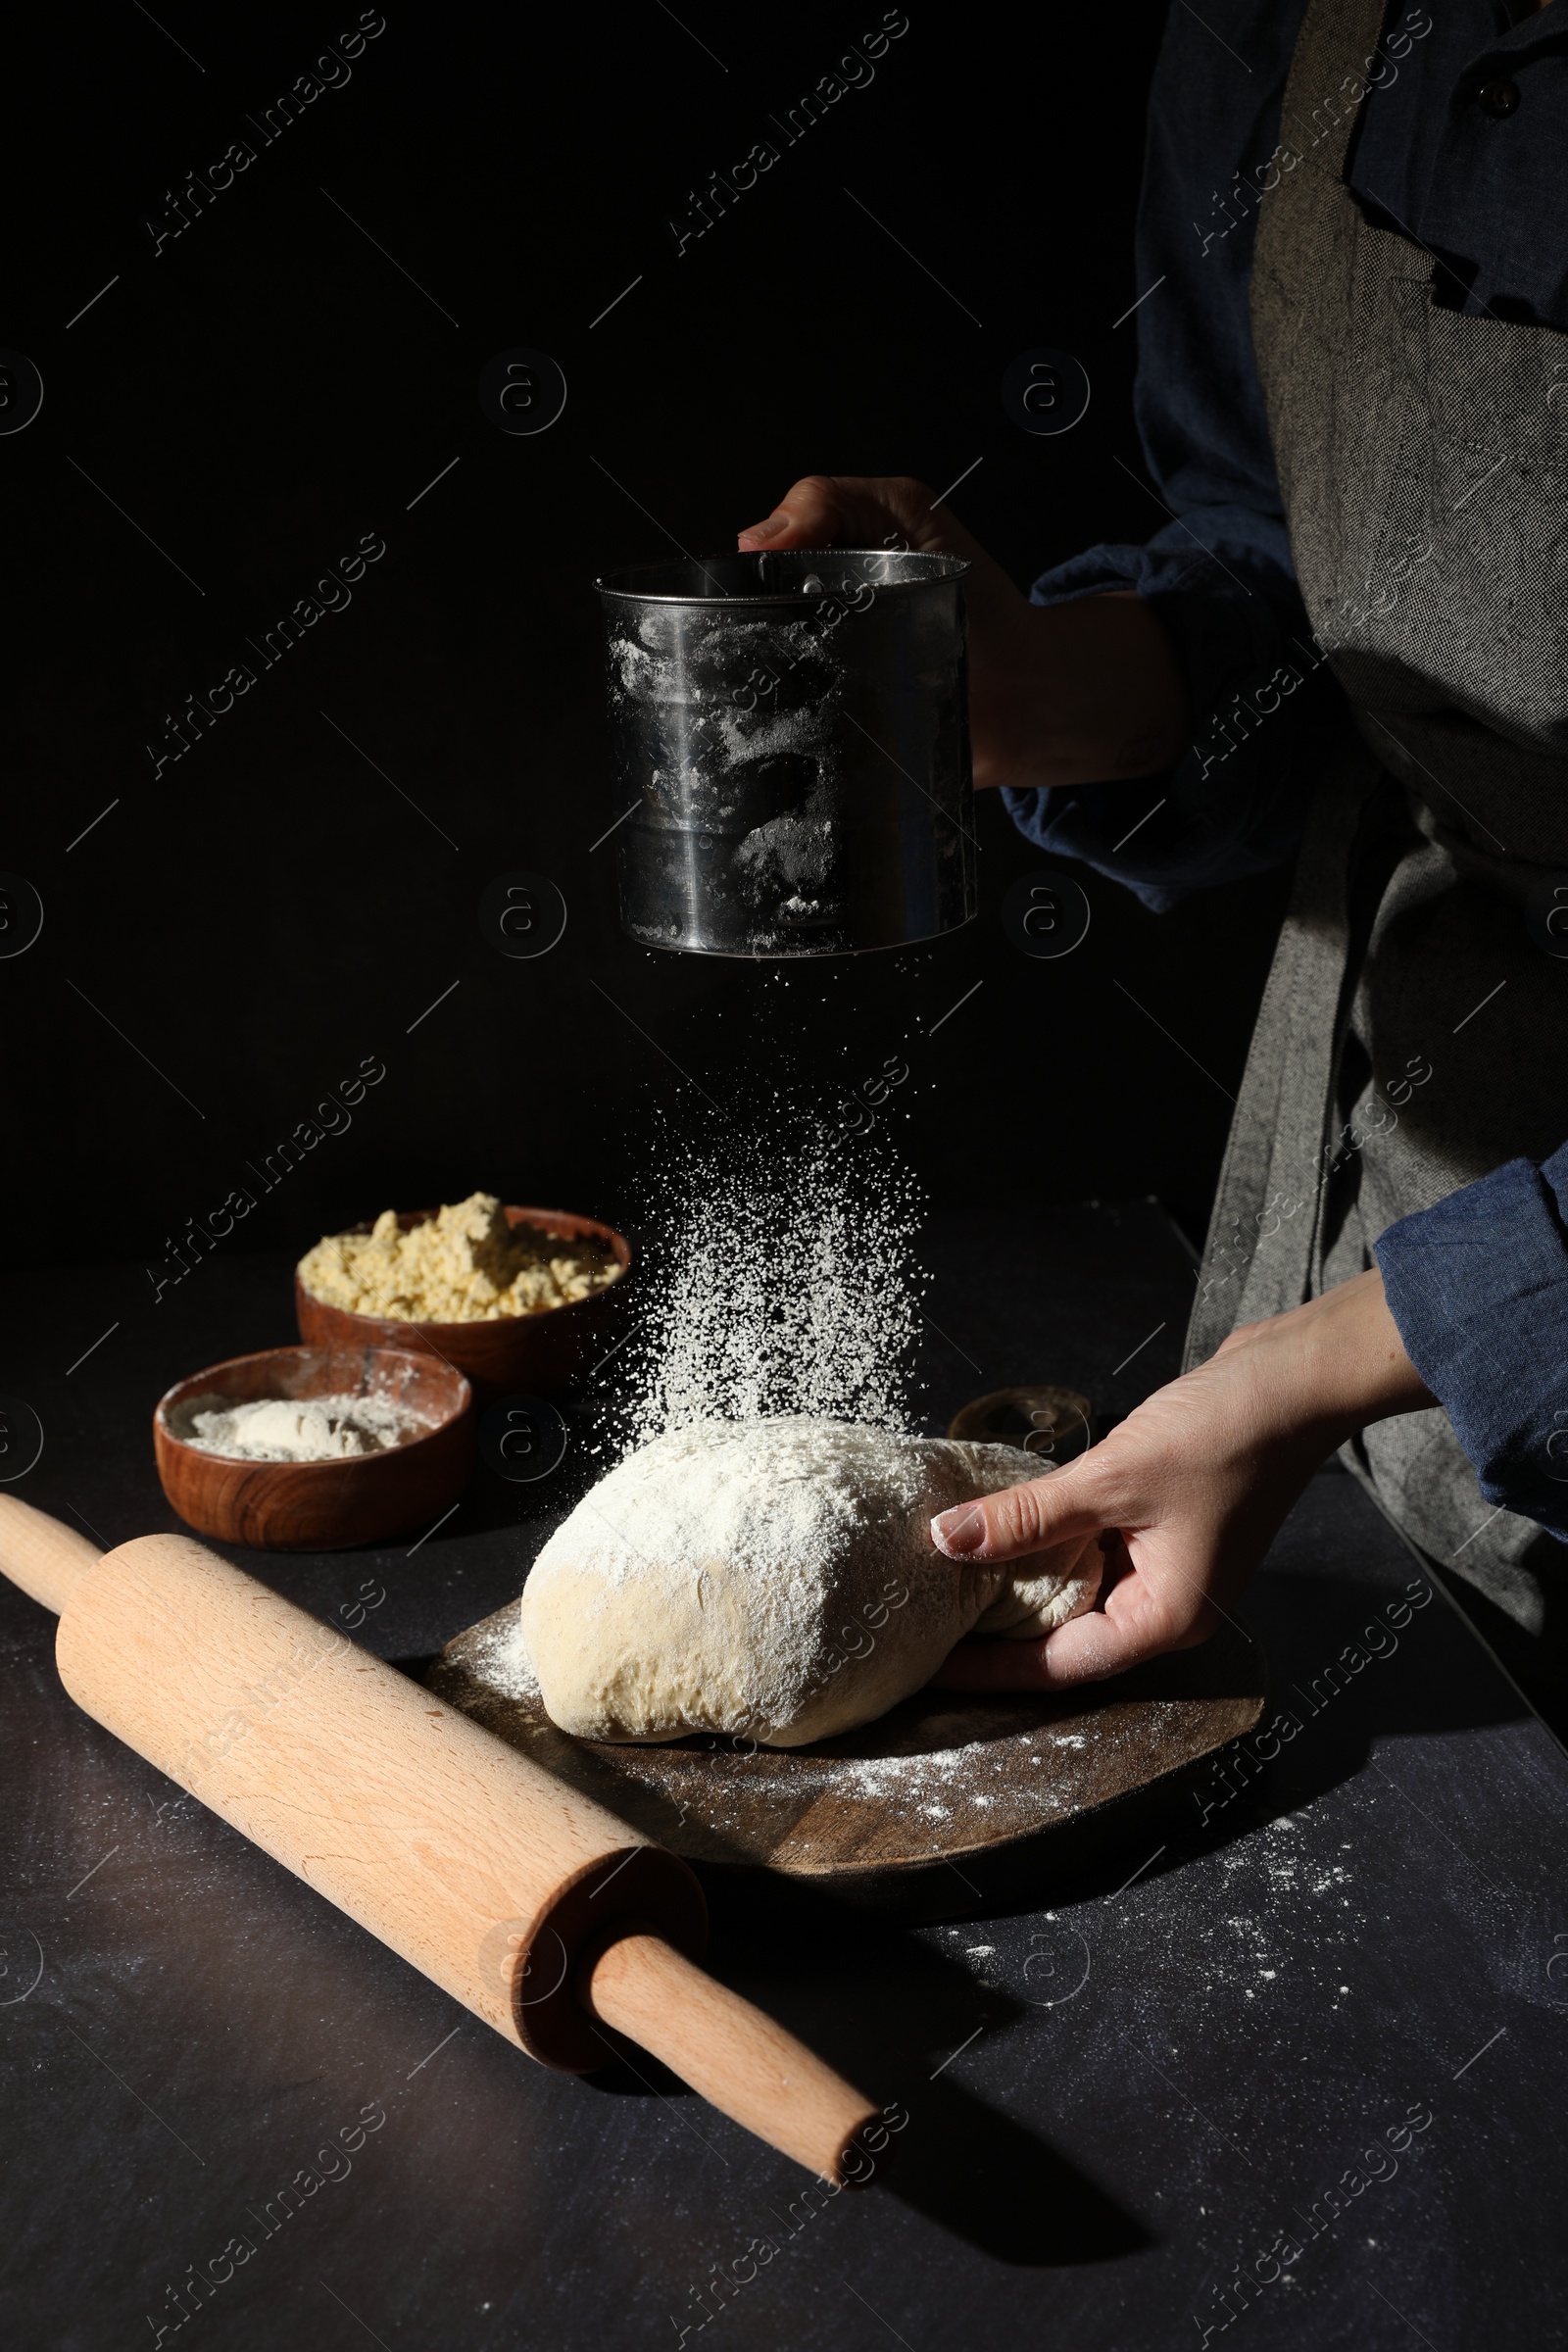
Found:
<box><xmin>911</xmin><ymin>1562</ymin><xmax>1532</xmax><ymax>1923</ymax></box>
<box><xmin>587</xmin><ymin>1872</ymin><xmax>1152</xmax><ymax>2267</ymax></box>
<box><xmin>583</xmin><ymin>1561</ymin><xmax>1528</xmax><ymax>2264</ymax></box>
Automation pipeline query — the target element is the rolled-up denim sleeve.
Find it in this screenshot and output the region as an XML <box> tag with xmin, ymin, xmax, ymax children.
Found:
<box><xmin>1375</xmin><ymin>1144</ymin><xmax>1568</xmax><ymax>1543</ymax></box>
<box><xmin>1002</xmin><ymin>0</ymin><xmax>1346</xmax><ymax>911</ymax></box>
<box><xmin>1001</xmin><ymin>524</ymin><xmax>1339</xmax><ymax>912</ymax></box>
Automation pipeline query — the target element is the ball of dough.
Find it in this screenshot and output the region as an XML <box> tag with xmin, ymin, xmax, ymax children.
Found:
<box><xmin>519</xmin><ymin>1415</ymin><xmax>1101</xmax><ymax>1747</ymax></box>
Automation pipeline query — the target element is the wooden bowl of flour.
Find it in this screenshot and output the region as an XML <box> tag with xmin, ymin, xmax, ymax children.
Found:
<box><xmin>155</xmin><ymin>1344</ymin><xmax>475</xmax><ymax>1551</ymax></box>
<box><xmin>295</xmin><ymin>1205</ymin><xmax>633</xmax><ymax>1400</ymax></box>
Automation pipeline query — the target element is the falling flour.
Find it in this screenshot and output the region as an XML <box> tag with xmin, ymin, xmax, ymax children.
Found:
<box><xmin>613</xmin><ymin>1122</ymin><xmax>926</xmax><ymax>1446</ymax></box>
<box><xmin>508</xmin><ymin>1117</ymin><xmax>1092</xmax><ymax>1749</ymax></box>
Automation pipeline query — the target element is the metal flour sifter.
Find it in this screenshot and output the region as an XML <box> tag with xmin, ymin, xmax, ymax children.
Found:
<box><xmin>595</xmin><ymin>548</ymin><xmax>977</xmax><ymax>956</ymax></box>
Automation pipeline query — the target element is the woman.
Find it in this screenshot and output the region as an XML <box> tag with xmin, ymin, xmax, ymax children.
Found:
<box><xmin>739</xmin><ymin>0</ymin><xmax>1568</xmax><ymax>1711</ymax></box>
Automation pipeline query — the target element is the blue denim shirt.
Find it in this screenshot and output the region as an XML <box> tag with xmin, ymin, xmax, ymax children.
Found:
<box><xmin>1005</xmin><ymin>0</ymin><xmax>1568</xmax><ymax>1541</ymax></box>
<box><xmin>1005</xmin><ymin>0</ymin><xmax>1568</xmax><ymax>912</ymax></box>
<box><xmin>1376</xmin><ymin>1148</ymin><xmax>1568</xmax><ymax>1543</ymax></box>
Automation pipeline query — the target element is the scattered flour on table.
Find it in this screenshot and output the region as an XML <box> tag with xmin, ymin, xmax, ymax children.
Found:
<box><xmin>1224</xmin><ymin>1817</ymin><xmax>1356</xmax><ymax>1904</ymax></box>
<box><xmin>1181</xmin><ymin>1813</ymin><xmax>1367</xmax><ymax>2008</ymax></box>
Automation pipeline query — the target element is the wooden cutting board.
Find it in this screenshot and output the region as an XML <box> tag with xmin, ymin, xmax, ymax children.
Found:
<box><xmin>427</xmin><ymin>1603</ymin><xmax>1265</xmax><ymax>1887</ymax></box>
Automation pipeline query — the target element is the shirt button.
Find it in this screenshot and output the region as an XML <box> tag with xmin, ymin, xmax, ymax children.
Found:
<box><xmin>1477</xmin><ymin>77</ymin><xmax>1521</xmax><ymax>117</ymax></box>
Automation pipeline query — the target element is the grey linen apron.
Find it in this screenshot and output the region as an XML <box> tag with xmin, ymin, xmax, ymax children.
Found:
<box><xmin>1184</xmin><ymin>0</ymin><xmax>1568</xmax><ymax>1641</ymax></box>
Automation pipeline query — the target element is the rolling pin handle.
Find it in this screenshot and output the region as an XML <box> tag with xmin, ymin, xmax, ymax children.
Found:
<box><xmin>0</xmin><ymin>1494</ymin><xmax>103</xmax><ymax>1615</ymax></box>
<box><xmin>579</xmin><ymin>1924</ymin><xmax>889</xmax><ymax>2189</ymax></box>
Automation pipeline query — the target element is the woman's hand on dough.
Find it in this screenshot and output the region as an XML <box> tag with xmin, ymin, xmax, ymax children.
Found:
<box><xmin>735</xmin><ymin>473</ymin><xmax>1190</xmax><ymax>793</ymax></box>
<box><xmin>927</xmin><ymin>1272</ymin><xmax>1434</xmax><ymax>1690</ymax></box>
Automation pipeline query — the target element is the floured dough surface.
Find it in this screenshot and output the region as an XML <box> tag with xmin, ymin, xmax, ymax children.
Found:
<box><xmin>519</xmin><ymin>1415</ymin><xmax>1102</xmax><ymax>1747</ymax></box>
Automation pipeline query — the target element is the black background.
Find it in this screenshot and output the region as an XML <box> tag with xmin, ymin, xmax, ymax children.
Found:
<box><xmin>3</xmin><ymin>0</ymin><xmax>1289</xmax><ymax>1276</ymax></box>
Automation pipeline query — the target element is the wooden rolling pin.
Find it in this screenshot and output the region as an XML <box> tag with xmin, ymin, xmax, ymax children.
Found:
<box><xmin>0</xmin><ymin>1494</ymin><xmax>885</xmax><ymax>2185</ymax></box>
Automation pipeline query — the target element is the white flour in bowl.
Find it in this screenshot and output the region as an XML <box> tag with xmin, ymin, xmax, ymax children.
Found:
<box><xmin>172</xmin><ymin>1392</ymin><xmax>423</xmax><ymax>1462</ymax></box>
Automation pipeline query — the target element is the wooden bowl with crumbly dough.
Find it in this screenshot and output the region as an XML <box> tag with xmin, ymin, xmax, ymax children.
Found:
<box><xmin>294</xmin><ymin>1205</ymin><xmax>633</xmax><ymax>1400</ymax></box>
<box><xmin>154</xmin><ymin>1344</ymin><xmax>475</xmax><ymax>1551</ymax></box>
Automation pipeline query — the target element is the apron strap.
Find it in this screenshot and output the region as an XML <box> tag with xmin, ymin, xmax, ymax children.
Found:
<box><xmin>1184</xmin><ymin>741</ymin><xmax>1386</xmax><ymax>1368</ymax></box>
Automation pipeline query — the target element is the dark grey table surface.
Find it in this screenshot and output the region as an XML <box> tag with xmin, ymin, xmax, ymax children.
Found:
<box><xmin>3</xmin><ymin>1204</ymin><xmax>1566</xmax><ymax>2351</ymax></box>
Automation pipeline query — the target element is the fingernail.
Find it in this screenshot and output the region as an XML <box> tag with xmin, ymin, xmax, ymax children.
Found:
<box><xmin>736</xmin><ymin>513</ymin><xmax>784</xmax><ymax>547</ymax></box>
<box><xmin>931</xmin><ymin>1504</ymin><xmax>984</xmax><ymax>1556</ymax></box>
